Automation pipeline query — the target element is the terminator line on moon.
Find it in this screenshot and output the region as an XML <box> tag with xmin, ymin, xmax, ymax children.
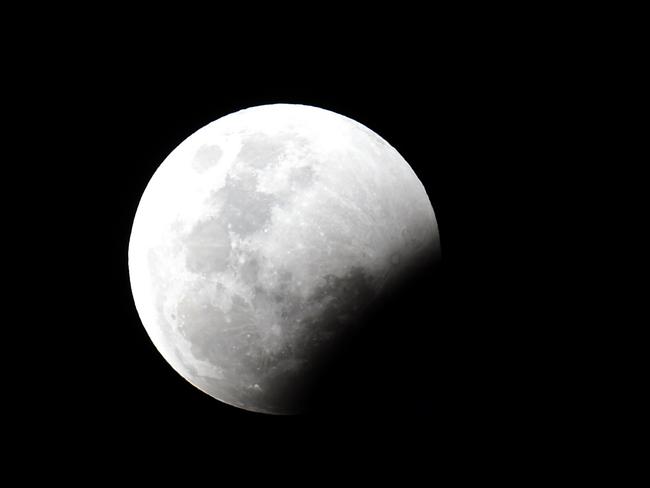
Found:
<box><xmin>128</xmin><ymin>104</ymin><xmax>440</xmax><ymax>414</ymax></box>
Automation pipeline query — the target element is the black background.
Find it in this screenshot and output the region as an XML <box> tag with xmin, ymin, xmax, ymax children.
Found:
<box><xmin>19</xmin><ymin>13</ymin><xmax>542</xmax><ymax>458</ymax></box>
<box><xmin>6</xmin><ymin>5</ymin><xmax>618</xmax><ymax>478</ymax></box>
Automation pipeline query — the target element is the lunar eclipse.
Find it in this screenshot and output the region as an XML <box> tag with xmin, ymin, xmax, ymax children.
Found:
<box><xmin>128</xmin><ymin>104</ymin><xmax>440</xmax><ymax>415</ymax></box>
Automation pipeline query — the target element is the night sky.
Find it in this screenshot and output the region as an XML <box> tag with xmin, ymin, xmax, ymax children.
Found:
<box><xmin>21</xmin><ymin>15</ymin><xmax>534</xmax><ymax>458</ymax></box>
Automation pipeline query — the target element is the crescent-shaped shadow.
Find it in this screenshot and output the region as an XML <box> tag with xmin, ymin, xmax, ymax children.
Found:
<box><xmin>280</xmin><ymin>248</ymin><xmax>446</xmax><ymax>416</ymax></box>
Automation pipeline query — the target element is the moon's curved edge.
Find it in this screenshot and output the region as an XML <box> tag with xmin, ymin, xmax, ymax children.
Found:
<box><xmin>127</xmin><ymin>103</ymin><xmax>440</xmax><ymax>415</ymax></box>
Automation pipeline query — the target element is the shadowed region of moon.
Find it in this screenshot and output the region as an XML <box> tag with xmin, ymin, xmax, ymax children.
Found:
<box><xmin>129</xmin><ymin>104</ymin><xmax>440</xmax><ymax>414</ymax></box>
<box><xmin>299</xmin><ymin>251</ymin><xmax>444</xmax><ymax>415</ymax></box>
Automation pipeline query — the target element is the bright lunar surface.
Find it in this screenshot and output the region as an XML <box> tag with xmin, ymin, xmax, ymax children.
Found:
<box><xmin>129</xmin><ymin>104</ymin><xmax>440</xmax><ymax>414</ymax></box>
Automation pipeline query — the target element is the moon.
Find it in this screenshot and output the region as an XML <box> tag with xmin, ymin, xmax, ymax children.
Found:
<box><xmin>128</xmin><ymin>104</ymin><xmax>440</xmax><ymax>414</ymax></box>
